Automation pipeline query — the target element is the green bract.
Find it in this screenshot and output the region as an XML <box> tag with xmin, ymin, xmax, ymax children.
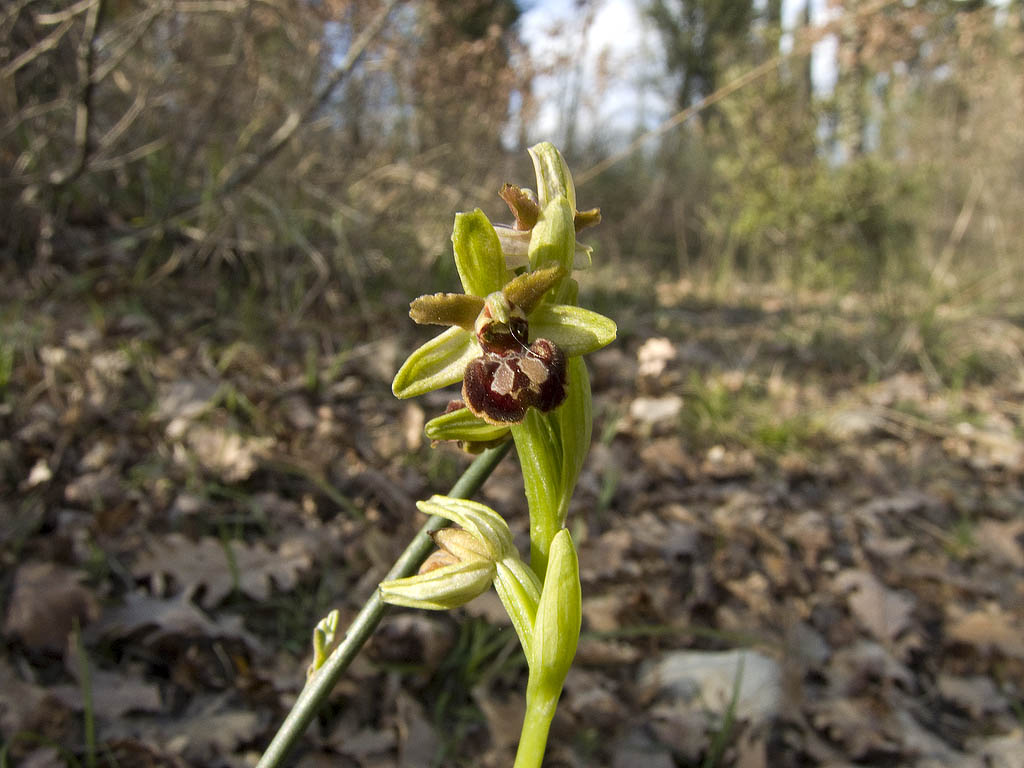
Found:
<box><xmin>528</xmin><ymin>529</ymin><xmax>581</xmax><ymax>701</ymax></box>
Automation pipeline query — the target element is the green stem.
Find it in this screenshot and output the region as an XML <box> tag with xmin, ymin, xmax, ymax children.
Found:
<box><xmin>512</xmin><ymin>693</ymin><xmax>557</xmax><ymax>768</ymax></box>
<box><xmin>256</xmin><ymin>441</ymin><xmax>512</xmax><ymax>768</ymax></box>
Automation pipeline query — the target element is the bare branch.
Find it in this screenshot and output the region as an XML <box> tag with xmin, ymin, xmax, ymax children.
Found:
<box><xmin>89</xmin><ymin>137</ymin><xmax>168</xmax><ymax>172</ymax></box>
<box><xmin>35</xmin><ymin>0</ymin><xmax>96</xmax><ymax>26</ymax></box>
<box><xmin>0</xmin><ymin>17</ymin><xmax>74</xmax><ymax>80</ymax></box>
<box><xmin>92</xmin><ymin>1</ymin><xmax>167</xmax><ymax>85</ymax></box>
<box><xmin>49</xmin><ymin>0</ymin><xmax>104</xmax><ymax>187</ymax></box>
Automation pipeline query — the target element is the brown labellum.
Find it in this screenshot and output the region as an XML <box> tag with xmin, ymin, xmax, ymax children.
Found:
<box><xmin>463</xmin><ymin>338</ymin><xmax>567</xmax><ymax>426</ymax></box>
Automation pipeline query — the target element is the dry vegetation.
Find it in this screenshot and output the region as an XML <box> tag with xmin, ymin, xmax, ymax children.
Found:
<box><xmin>2</xmin><ymin>1</ymin><xmax>1023</xmax><ymax>766</ymax></box>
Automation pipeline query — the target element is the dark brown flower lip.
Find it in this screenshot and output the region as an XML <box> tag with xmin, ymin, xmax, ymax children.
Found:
<box><xmin>462</xmin><ymin>338</ymin><xmax>567</xmax><ymax>426</ymax></box>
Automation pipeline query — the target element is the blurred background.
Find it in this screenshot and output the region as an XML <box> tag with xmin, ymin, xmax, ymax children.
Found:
<box><xmin>2</xmin><ymin>1</ymin><xmax>1023</xmax><ymax>767</ymax></box>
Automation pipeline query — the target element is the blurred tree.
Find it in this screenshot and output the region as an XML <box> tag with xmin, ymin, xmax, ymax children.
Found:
<box><xmin>0</xmin><ymin>0</ymin><xmax>529</xmax><ymax>310</ymax></box>
<box><xmin>647</xmin><ymin>0</ymin><xmax>755</xmax><ymax>109</ymax></box>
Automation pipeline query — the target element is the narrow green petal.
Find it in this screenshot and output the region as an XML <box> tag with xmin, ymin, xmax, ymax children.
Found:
<box><xmin>379</xmin><ymin>559</ymin><xmax>495</xmax><ymax>611</ymax></box>
<box><xmin>410</xmin><ymin>293</ymin><xmax>484</xmax><ymax>330</ymax></box>
<box><xmin>452</xmin><ymin>209</ymin><xmax>507</xmax><ymax>298</ymax></box>
<box><xmin>392</xmin><ymin>326</ymin><xmax>479</xmax><ymax>399</ymax></box>
<box><xmin>529</xmin><ymin>304</ymin><xmax>617</xmax><ymax>357</ymax></box>
<box><xmin>502</xmin><ymin>264</ymin><xmax>566</xmax><ymax>315</ymax></box>
<box><xmin>425</xmin><ymin>407</ymin><xmax>510</xmax><ymax>444</ymax></box>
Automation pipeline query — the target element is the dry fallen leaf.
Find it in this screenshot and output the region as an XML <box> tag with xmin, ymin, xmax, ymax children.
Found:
<box><xmin>974</xmin><ymin>519</ymin><xmax>1024</xmax><ymax>569</ymax></box>
<box><xmin>937</xmin><ymin>674</ymin><xmax>1008</xmax><ymax>719</ymax></box>
<box><xmin>3</xmin><ymin>562</ymin><xmax>100</xmax><ymax>653</ymax></box>
<box><xmin>946</xmin><ymin>604</ymin><xmax>1024</xmax><ymax>660</ymax></box>
<box><xmin>834</xmin><ymin>569</ymin><xmax>916</xmax><ymax>644</ymax></box>
<box><xmin>84</xmin><ymin>590</ymin><xmax>260</xmax><ymax>650</ymax></box>
<box><xmin>132</xmin><ymin>534</ymin><xmax>313</xmax><ymax>609</ymax></box>
<box><xmin>629</xmin><ymin>395</ymin><xmax>683</xmax><ymax>426</ymax></box>
<box><xmin>0</xmin><ymin>659</ymin><xmax>74</xmax><ymax>752</ymax></box>
<box><xmin>184</xmin><ymin>425</ymin><xmax>274</xmax><ymax>483</ymax></box>
<box><xmin>809</xmin><ymin>697</ymin><xmax>902</xmax><ymax>760</ymax></box>
<box><xmin>52</xmin><ymin>668</ymin><xmax>162</xmax><ymax>719</ymax></box>
<box><xmin>966</xmin><ymin>729</ymin><xmax>1024</xmax><ymax>768</ymax></box>
<box><xmin>640</xmin><ymin>649</ymin><xmax>783</xmax><ymax>725</ymax></box>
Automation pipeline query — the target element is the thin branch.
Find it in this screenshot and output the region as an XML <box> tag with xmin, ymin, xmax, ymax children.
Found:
<box><xmin>35</xmin><ymin>0</ymin><xmax>96</xmax><ymax>26</ymax></box>
<box><xmin>88</xmin><ymin>137</ymin><xmax>168</xmax><ymax>172</ymax></box>
<box><xmin>0</xmin><ymin>97</ymin><xmax>70</xmax><ymax>140</ymax></box>
<box><xmin>92</xmin><ymin>1</ymin><xmax>167</xmax><ymax>84</ymax></box>
<box><xmin>49</xmin><ymin>0</ymin><xmax>104</xmax><ymax>187</ymax></box>
<box><xmin>0</xmin><ymin>17</ymin><xmax>74</xmax><ymax>80</ymax></box>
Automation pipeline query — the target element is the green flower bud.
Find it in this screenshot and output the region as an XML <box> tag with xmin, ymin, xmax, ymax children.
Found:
<box><xmin>307</xmin><ymin>609</ymin><xmax>340</xmax><ymax>678</ymax></box>
<box><xmin>529</xmin><ymin>197</ymin><xmax>576</xmax><ymax>274</ymax></box>
<box><xmin>529</xmin><ymin>142</ymin><xmax>577</xmax><ymax>212</ymax></box>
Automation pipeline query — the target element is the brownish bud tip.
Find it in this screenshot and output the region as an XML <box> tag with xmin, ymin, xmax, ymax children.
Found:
<box><xmin>574</xmin><ymin>207</ymin><xmax>601</xmax><ymax>233</ymax></box>
<box><xmin>500</xmin><ymin>184</ymin><xmax>540</xmax><ymax>230</ymax></box>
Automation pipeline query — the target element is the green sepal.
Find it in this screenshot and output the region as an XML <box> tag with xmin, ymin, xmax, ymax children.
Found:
<box><xmin>529</xmin><ymin>304</ymin><xmax>616</xmax><ymax>357</ymax></box>
<box><xmin>527</xmin><ymin>529</ymin><xmax>581</xmax><ymax>699</ymax></box>
<box><xmin>452</xmin><ymin>209</ymin><xmax>507</xmax><ymax>298</ymax></box>
<box><xmin>410</xmin><ymin>293</ymin><xmax>485</xmax><ymax>330</ymax></box>
<box><xmin>494</xmin><ymin>557</ymin><xmax>542</xmax><ymax>659</ymax></box>
<box><xmin>379</xmin><ymin>558</ymin><xmax>495</xmax><ymax>611</ymax></box>
<box><xmin>425</xmin><ymin>407</ymin><xmax>510</xmax><ymax>444</ymax></box>
<box><xmin>529</xmin><ymin>142</ymin><xmax>577</xmax><ymax>212</ymax></box>
<box><xmin>392</xmin><ymin>327</ymin><xmax>479</xmax><ymax>399</ymax></box>
<box><xmin>529</xmin><ymin>197</ymin><xmax>576</xmax><ymax>274</ymax></box>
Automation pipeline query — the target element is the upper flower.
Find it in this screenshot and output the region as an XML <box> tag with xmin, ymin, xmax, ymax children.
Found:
<box><xmin>392</xmin><ymin>210</ymin><xmax>614</xmax><ymax>400</ymax></box>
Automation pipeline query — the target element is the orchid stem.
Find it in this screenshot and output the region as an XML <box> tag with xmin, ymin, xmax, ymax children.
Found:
<box><xmin>512</xmin><ymin>692</ymin><xmax>557</xmax><ymax>768</ymax></box>
<box><xmin>256</xmin><ymin>441</ymin><xmax>512</xmax><ymax>768</ymax></box>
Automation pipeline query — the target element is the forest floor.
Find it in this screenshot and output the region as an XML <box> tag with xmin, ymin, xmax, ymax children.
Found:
<box><xmin>1</xmin><ymin>269</ymin><xmax>1022</xmax><ymax>768</ymax></box>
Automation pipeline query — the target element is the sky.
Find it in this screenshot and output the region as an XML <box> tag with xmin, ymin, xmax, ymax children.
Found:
<box><xmin>516</xmin><ymin>0</ymin><xmax>839</xmax><ymax>147</ymax></box>
<box><xmin>518</xmin><ymin>0</ymin><xmax>672</xmax><ymax>145</ymax></box>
